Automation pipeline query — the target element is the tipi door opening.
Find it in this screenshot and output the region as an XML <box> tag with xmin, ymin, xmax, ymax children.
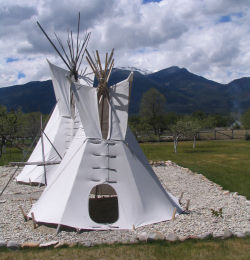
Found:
<box><xmin>89</xmin><ymin>184</ymin><xmax>119</xmax><ymax>224</ymax></box>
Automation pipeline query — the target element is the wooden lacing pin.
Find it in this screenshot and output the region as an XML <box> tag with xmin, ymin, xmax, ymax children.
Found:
<box><xmin>19</xmin><ymin>205</ymin><xmax>28</xmax><ymax>222</ymax></box>
<box><xmin>31</xmin><ymin>212</ymin><xmax>37</xmax><ymax>229</ymax></box>
<box><xmin>172</xmin><ymin>207</ymin><xmax>177</xmax><ymax>220</ymax></box>
<box><xmin>185</xmin><ymin>200</ymin><xmax>190</xmax><ymax>211</ymax></box>
<box><xmin>179</xmin><ymin>192</ymin><xmax>184</xmax><ymax>204</ymax></box>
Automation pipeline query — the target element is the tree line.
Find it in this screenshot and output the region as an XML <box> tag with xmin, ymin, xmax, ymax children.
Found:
<box><xmin>128</xmin><ymin>88</ymin><xmax>250</xmax><ymax>151</ymax></box>
<box><xmin>1</xmin><ymin>87</ymin><xmax>250</xmax><ymax>157</ymax></box>
<box><xmin>0</xmin><ymin>105</ymin><xmax>47</xmax><ymax>158</ymax></box>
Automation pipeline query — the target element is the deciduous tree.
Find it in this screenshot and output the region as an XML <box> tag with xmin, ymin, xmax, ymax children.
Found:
<box><xmin>241</xmin><ymin>108</ymin><xmax>250</xmax><ymax>129</ymax></box>
<box><xmin>140</xmin><ymin>88</ymin><xmax>166</xmax><ymax>139</ymax></box>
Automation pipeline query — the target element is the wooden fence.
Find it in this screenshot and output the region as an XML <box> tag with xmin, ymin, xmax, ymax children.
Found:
<box><xmin>197</xmin><ymin>129</ymin><xmax>248</xmax><ymax>140</ymax></box>
<box><xmin>138</xmin><ymin>129</ymin><xmax>249</xmax><ymax>142</ymax></box>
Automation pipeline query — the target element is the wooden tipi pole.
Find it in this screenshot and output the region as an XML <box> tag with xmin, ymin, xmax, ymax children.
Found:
<box><xmin>40</xmin><ymin>115</ymin><xmax>47</xmax><ymax>185</ymax></box>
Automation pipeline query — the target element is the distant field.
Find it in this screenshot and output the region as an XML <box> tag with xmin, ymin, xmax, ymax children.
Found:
<box><xmin>141</xmin><ymin>139</ymin><xmax>250</xmax><ymax>199</ymax></box>
<box><xmin>1</xmin><ymin>139</ymin><xmax>249</xmax><ymax>199</ymax></box>
<box><xmin>0</xmin><ymin>238</ymin><xmax>249</xmax><ymax>260</ymax></box>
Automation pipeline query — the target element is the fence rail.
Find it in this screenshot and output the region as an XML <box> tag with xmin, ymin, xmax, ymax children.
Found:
<box><xmin>197</xmin><ymin>129</ymin><xmax>248</xmax><ymax>140</ymax></box>
<box><xmin>136</xmin><ymin>129</ymin><xmax>249</xmax><ymax>142</ymax></box>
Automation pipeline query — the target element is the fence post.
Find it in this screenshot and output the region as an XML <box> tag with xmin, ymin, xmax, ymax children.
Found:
<box><xmin>214</xmin><ymin>130</ymin><xmax>216</xmax><ymax>140</ymax></box>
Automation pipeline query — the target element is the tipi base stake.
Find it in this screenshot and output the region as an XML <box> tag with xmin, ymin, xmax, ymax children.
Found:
<box><xmin>76</xmin><ymin>228</ymin><xmax>81</xmax><ymax>234</ymax></box>
<box><xmin>19</xmin><ymin>205</ymin><xmax>28</xmax><ymax>221</ymax></box>
<box><xmin>31</xmin><ymin>212</ymin><xmax>37</xmax><ymax>229</ymax></box>
<box><xmin>132</xmin><ymin>224</ymin><xmax>135</xmax><ymax>231</ymax></box>
<box><xmin>172</xmin><ymin>207</ymin><xmax>177</xmax><ymax>220</ymax></box>
<box><xmin>185</xmin><ymin>199</ymin><xmax>190</xmax><ymax>211</ymax></box>
<box><xmin>29</xmin><ymin>197</ymin><xmax>33</xmax><ymax>205</ymax></box>
<box><xmin>179</xmin><ymin>192</ymin><xmax>184</xmax><ymax>204</ymax></box>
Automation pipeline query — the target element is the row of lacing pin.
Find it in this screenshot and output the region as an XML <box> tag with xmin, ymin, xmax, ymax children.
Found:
<box><xmin>89</xmin><ymin>140</ymin><xmax>117</xmax><ymax>183</ymax></box>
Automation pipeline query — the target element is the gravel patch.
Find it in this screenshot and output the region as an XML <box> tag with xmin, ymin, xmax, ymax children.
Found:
<box><xmin>0</xmin><ymin>162</ymin><xmax>249</xmax><ymax>245</ymax></box>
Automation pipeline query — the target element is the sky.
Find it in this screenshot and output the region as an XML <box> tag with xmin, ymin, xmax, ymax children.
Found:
<box><xmin>1</xmin><ymin>0</ymin><xmax>250</xmax><ymax>87</ymax></box>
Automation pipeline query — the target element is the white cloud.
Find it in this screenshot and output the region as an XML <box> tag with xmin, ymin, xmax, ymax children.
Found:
<box><xmin>0</xmin><ymin>0</ymin><xmax>250</xmax><ymax>87</ymax></box>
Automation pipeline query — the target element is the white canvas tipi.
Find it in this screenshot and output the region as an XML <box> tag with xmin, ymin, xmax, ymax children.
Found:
<box><xmin>28</xmin><ymin>65</ymin><xmax>183</xmax><ymax>230</ymax></box>
<box><xmin>16</xmin><ymin>62</ymin><xmax>81</xmax><ymax>185</ymax></box>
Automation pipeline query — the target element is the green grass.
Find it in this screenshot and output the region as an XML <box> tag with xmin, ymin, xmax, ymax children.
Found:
<box><xmin>0</xmin><ymin>238</ymin><xmax>249</xmax><ymax>260</ymax></box>
<box><xmin>0</xmin><ymin>147</ymin><xmax>25</xmax><ymax>166</ymax></box>
<box><xmin>141</xmin><ymin>139</ymin><xmax>250</xmax><ymax>199</ymax></box>
<box><xmin>1</xmin><ymin>140</ymin><xmax>250</xmax><ymax>198</ymax></box>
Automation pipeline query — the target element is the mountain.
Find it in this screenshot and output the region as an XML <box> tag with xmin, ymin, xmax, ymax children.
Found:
<box><xmin>0</xmin><ymin>66</ymin><xmax>250</xmax><ymax>115</ymax></box>
<box><xmin>110</xmin><ymin>66</ymin><xmax>232</xmax><ymax>114</ymax></box>
<box><xmin>226</xmin><ymin>77</ymin><xmax>250</xmax><ymax>114</ymax></box>
<box><xmin>0</xmin><ymin>80</ymin><xmax>55</xmax><ymax>114</ymax></box>
<box><xmin>147</xmin><ymin>67</ymin><xmax>231</xmax><ymax>114</ymax></box>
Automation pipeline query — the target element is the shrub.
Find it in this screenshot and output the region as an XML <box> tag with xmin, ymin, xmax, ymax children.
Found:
<box><xmin>245</xmin><ymin>133</ymin><xmax>250</xmax><ymax>140</ymax></box>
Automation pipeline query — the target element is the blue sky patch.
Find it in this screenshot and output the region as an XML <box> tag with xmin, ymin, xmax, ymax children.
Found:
<box><xmin>18</xmin><ymin>72</ymin><xmax>25</xmax><ymax>79</ymax></box>
<box><xmin>143</xmin><ymin>0</ymin><xmax>161</xmax><ymax>4</ymax></box>
<box><xmin>6</xmin><ymin>57</ymin><xmax>19</xmax><ymax>63</ymax></box>
<box><xmin>232</xmin><ymin>12</ymin><xmax>244</xmax><ymax>18</ymax></box>
<box><xmin>218</xmin><ymin>12</ymin><xmax>243</xmax><ymax>23</ymax></box>
<box><xmin>219</xmin><ymin>15</ymin><xmax>232</xmax><ymax>23</ymax></box>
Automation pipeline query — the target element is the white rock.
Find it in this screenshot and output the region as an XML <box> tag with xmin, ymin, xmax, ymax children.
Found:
<box><xmin>54</xmin><ymin>242</ymin><xmax>69</xmax><ymax>248</ymax></box>
<box><xmin>0</xmin><ymin>241</ymin><xmax>6</xmax><ymax>247</ymax></box>
<box><xmin>244</xmin><ymin>230</ymin><xmax>250</xmax><ymax>236</ymax></box>
<box><xmin>147</xmin><ymin>231</ymin><xmax>165</xmax><ymax>241</ymax></box>
<box><xmin>223</xmin><ymin>229</ymin><xmax>232</xmax><ymax>239</ymax></box>
<box><xmin>7</xmin><ymin>241</ymin><xmax>20</xmax><ymax>250</ymax></box>
<box><xmin>233</xmin><ymin>192</ymin><xmax>238</xmax><ymax>197</ymax></box>
<box><xmin>137</xmin><ymin>232</ymin><xmax>147</xmax><ymax>241</ymax></box>
<box><xmin>84</xmin><ymin>241</ymin><xmax>92</xmax><ymax>247</ymax></box>
<box><xmin>234</xmin><ymin>232</ymin><xmax>245</xmax><ymax>238</ymax></box>
<box><xmin>165</xmin><ymin>233</ymin><xmax>178</xmax><ymax>242</ymax></box>
<box><xmin>39</xmin><ymin>241</ymin><xmax>58</xmax><ymax>248</ymax></box>
<box><xmin>197</xmin><ymin>233</ymin><xmax>211</xmax><ymax>240</ymax></box>
<box><xmin>21</xmin><ymin>242</ymin><xmax>40</xmax><ymax>248</ymax></box>
<box><xmin>213</xmin><ymin>232</ymin><xmax>224</xmax><ymax>238</ymax></box>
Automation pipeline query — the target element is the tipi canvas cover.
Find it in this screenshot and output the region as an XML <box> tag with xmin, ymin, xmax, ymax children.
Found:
<box><xmin>28</xmin><ymin>71</ymin><xmax>182</xmax><ymax>230</ymax></box>
<box><xmin>16</xmin><ymin>62</ymin><xmax>81</xmax><ymax>185</ymax></box>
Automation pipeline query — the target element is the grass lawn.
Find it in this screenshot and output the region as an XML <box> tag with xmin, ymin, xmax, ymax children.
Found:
<box><xmin>0</xmin><ymin>238</ymin><xmax>249</xmax><ymax>260</ymax></box>
<box><xmin>1</xmin><ymin>140</ymin><xmax>249</xmax><ymax>198</ymax></box>
<box><xmin>140</xmin><ymin>139</ymin><xmax>250</xmax><ymax>199</ymax></box>
<box><xmin>0</xmin><ymin>147</ymin><xmax>25</xmax><ymax>166</ymax></box>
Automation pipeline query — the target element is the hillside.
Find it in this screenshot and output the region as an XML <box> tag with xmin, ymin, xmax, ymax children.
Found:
<box><xmin>0</xmin><ymin>67</ymin><xmax>250</xmax><ymax>115</ymax></box>
<box><xmin>0</xmin><ymin>80</ymin><xmax>55</xmax><ymax>114</ymax></box>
